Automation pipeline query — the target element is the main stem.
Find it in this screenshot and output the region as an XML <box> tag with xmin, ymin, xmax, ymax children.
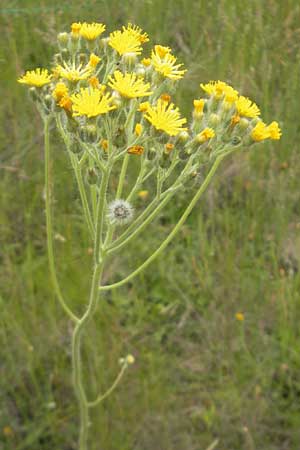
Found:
<box><xmin>72</xmin><ymin>261</ymin><xmax>104</xmax><ymax>450</ymax></box>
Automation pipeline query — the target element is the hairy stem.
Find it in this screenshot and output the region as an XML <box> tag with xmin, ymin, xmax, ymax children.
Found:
<box><xmin>70</xmin><ymin>153</ymin><xmax>95</xmax><ymax>239</ymax></box>
<box><xmin>72</xmin><ymin>262</ymin><xmax>104</xmax><ymax>450</ymax></box>
<box><xmin>44</xmin><ymin>117</ymin><xmax>79</xmax><ymax>323</ymax></box>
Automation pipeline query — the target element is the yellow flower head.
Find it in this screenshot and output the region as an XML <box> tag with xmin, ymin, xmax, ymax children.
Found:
<box><xmin>267</xmin><ymin>121</ymin><xmax>281</xmax><ymax>140</ymax></box>
<box><xmin>193</xmin><ymin>99</ymin><xmax>205</xmax><ymax>114</ymax></box>
<box><xmin>52</xmin><ymin>82</ymin><xmax>68</xmax><ymax>101</ymax></box>
<box><xmin>135</xmin><ymin>123</ymin><xmax>143</xmax><ymax>136</ymax></box>
<box><xmin>151</xmin><ymin>48</ymin><xmax>186</xmax><ymax>80</ymax></box>
<box><xmin>58</xmin><ymin>95</ymin><xmax>72</xmax><ymax>112</ymax></box>
<box><xmin>88</xmin><ymin>53</ymin><xmax>101</xmax><ymax>68</ymax></box>
<box><xmin>122</xmin><ymin>23</ymin><xmax>149</xmax><ymax>43</ymax></box>
<box><xmin>88</xmin><ymin>76</ymin><xmax>100</xmax><ymax>89</ymax></box>
<box><xmin>196</xmin><ymin>127</ymin><xmax>215</xmax><ymax>143</ymax></box>
<box><xmin>154</xmin><ymin>45</ymin><xmax>171</xmax><ymax>58</ymax></box>
<box><xmin>160</xmin><ymin>93</ymin><xmax>171</xmax><ymax>103</ymax></box>
<box><xmin>71</xmin><ymin>88</ymin><xmax>116</xmax><ymax>118</ymax></box>
<box><xmin>100</xmin><ymin>139</ymin><xmax>109</xmax><ymax>151</ymax></box>
<box><xmin>231</xmin><ymin>114</ymin><xmax>241</xmax><ymax>126</ymax></box>
<box><xmin>144</xmin><ymin>99</ymin><xmax>187</xmax><ymax>136</ymax></box>
<box><xmin>236</xmin><ymin>95</ymin><xmax>260</xmax><ymax>118</ymax></box>
<box><xmin>141</xmin><ymin>58</ymin><xmax>151</xmax><ymax>67</ymax></box>
<box><xmin>18</xmin><ymin>68</ymin><xmax>52</xmax><ymax>87</ymax></box>
<box><xmin>109</xmin><ymin>29</ymin><xmax>143</xmax><ymax>56</ymax></box>
<box><xmin>165</xmin><ymin>142</ymin><xmax>174</xmax><ymax>153</ymax></box>
<box><xmin>235</xmin><ymin>312</ymin><xmax>244</xmax><ymax>321</ymax></box>
<box><xmin>71</xmin><ymin>22</ymin><xmax>81</xmax><ymax>34</ymax></box>
<box><xmin>55</xmin><ymin>62</ymin><xmax>93</xmax><ymax>82</ymax></box>
<box><xmin>139</xmin><ymin>101</ymin><xmax>150</xmax><ymax>112</ymax></box>
<box><xmin>80</xmin><ymin>22</ymin><xmax>106</xmax><ymax>40</ymax></box>
<box><xmin>127</xmin><ymin>145</ymin><xmax>144</xmax><ymax>155</ymax></box>
<box><xmin>138</xmin><ymin>190</ymin><xmax>149</xmax><ymax>200</ymax></box>
<box><xmin>200</xmin><ymin>80</ymin><xmax>238</xmax><ymax>102</ymax></box>
<box><xmin>251</xmin><ymin>121</ymin><xmax>270</xmax><ymax>141</ymax></box>
<box><xmin>108</xmin><ymin>71</ymin><xmax>152</xmax><ymax>99</ymax></box>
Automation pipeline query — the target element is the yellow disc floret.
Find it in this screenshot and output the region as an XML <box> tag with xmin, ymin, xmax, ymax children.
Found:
<box><xmin>108</xmin><ymin>71</ymin><xmax>152</xmax><ymax>98</ymax></box>
<box><xmin>80</xmin><ymin>22</ymin><xmax>106</xmax><ymax>40</ymax></box>
<box><xmin>18</xmin><ymin>68</ymin><xmax>52</xmax><ymax>87</ymax></box>
<box><xmin>144</xmin><ymin>99</ymin><xmax>187</xmax><ymax>136</ymax></box>
<box><xmin>71</xmin><ymin>88</ymin><xmax>116</xmax><ymax>118</ymax></box>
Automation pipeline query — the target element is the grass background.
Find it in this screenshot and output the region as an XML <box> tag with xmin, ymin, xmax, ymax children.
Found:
<box><xmin>1</xmin><ymin>0</ymin><xmax>300</xmax><ymax>449</ymax></box>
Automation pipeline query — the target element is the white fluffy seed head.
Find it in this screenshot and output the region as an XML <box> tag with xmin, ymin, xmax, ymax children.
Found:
<box><xmin>107</xmin><ymin>199</ymin><xmax>134</xmax><ymax>225</ymax></box>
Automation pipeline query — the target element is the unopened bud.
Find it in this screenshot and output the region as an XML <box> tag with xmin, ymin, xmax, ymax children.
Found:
<box><xmin>86</xmin><ymin>167</ymin><xmax>99</xmax><ymax>185</ymax></box>
<box><xmin>208</xmin><ymin>113</ymin><xmax>220</xmax><ymax>127</ymax></box>
<box><xmin>44</xmin><ymin>94</ymin><xmax>53</xmax><ymax>111</ymax></box>
<box><xmin>79</xmin><ymin>124</ymin><xmax>98</xmax><ymax>143</ymax></box>
<box><xmin>57</xmin><ymin>32</ymin><xmax>69</xmax><ymax>46</ymax></box>
<box><xmin>53</xmin><ymin>53</ymin><xmax>63</xmax><ymax>65</ymax></box>
<box><xmin>61</xmin><ymin>48</ymin><xmax>69</xmax><ymax>59</ymax></box>
<box><xmin>231</xmin><ymin>136</ymin><xmax>242</xmax><ymax>146</ymax></box>
<box><xmin>126</xmin><ymin>354</ymin><xmax>135</xmax><ymax>365</ymax></box>
<box><xmin>177</xmin><ymin>131</ymin><xmax>189</xmax><ymax>142</ymax></box>
<box><xmin>238</xmin><ymin>118</ymin><xmax>250</xmax><ymax>130</ymax></box>
<box><xmin>146</xmin><ymin>147</ymin><xmax>157</xmax><ymax>161</ymax></box>
<box><xmin>122</xmin><ymin>52</ymin><xmax>137</xmax><ymax>69</ymax></box>
<box><xmin>79</xmin><ymin>53</ymin><xmax>88</xmax><ymax>65</ymax></box>
<box><xmin>111</xmin><ymin>91</ymin><xmax>122</xmax><ymax>109</ymax></box>
<box><xmin>135</xmin><ymin>65</ymin><xmax>146</xmax><ymax>77</ymax></box>
<box><xmin>28</xmin><ymin>87</ymin><xmax>39</xmax><ymax>102</ymax></box>
<box><xmin>100</xmin><ymin>37</ymin><xmax>110</xmax><ymax>49</ymax></box>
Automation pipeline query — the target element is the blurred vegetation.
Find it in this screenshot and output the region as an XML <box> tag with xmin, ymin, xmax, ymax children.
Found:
<box><xmin>1</xmin><ymin>0</ymin><xmax>300</xmax><ymax>449</ymax></box>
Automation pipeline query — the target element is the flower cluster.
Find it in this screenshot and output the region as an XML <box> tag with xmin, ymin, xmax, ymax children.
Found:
<box><xmin>18</xmin><ymin>21</ymin><xmax>281</xmax><ymax>220</ymax></box>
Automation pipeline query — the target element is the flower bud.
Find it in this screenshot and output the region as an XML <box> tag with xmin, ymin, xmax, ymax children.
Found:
<box><xmin>28</xmin><ymin>87</ymin><xmax>39</xmax><ymax>102</ymax></box>
<box><xmin>99</xmin><ymin>37</ymin><xmax>110</xmax><ymax>50</ymax></box>
<box><xmin>231</xmin><ymin>136</ymin><xmax>242</xmax><ymax>146</ymax></box>
<box><xmin>86</xmin><ymin>167</ymin><xmax>99</xmax><ymax>185</ymax></box>
<box><xmin>122</xmin><ymin>52</ymin><xmax>137</xmax><ymax>70</ymax></box>
<box><xmin>57</xmin><ymin>32</ymin><xmax>69</xmax><ymax>47</ymax></box>
<box><xmin>79</xmin><ymin>53</ymin><xmax>88</xmax><ymax>65</ymax></box>
<box><xmin>238</xmin><ymin>118</ymin><xmax>250</xmax><ymax>130</ymax></box>
<box><xmin>69</xmin><ymin>138</ymin><xmax>81</xmax><ymax>154</ymax></box>
<box><xmin>159</xmin><ymin>152</ymin><xmax>171</xmax><ymax>169</ymax></box>
<box><xmin>79</xmin><ymin>124</ymin><xmax>98</xmax><ymax>143</ymax></box>
<box><xmin>126</xmin><ymin>354</ymin><xmax>135</xmax><ymax>365</ymax></box>
<box><xmin>135</xmin><ymin>65</ymin><xmax>146</xmax><ymax>77</ymax></box>
<box><xmin>53</xmin><ymin>53</ymin><xmax>63</xmax><ymax>65</ymax></box>
<box><xmin>113</xmin><ymin>126</ymin><xmax>126</xmax><ymax>147</ymax></box>
<box><xmin>208</xmin><ymin>113</ymin><xmax>220</xmax><ymax>127</ymax></box>
<box><xmin>61</xmin><ymin>48</ymin><xmax>69</xmax><ymax>60</ymax></box>
<box><xmin>146</xmin><ymin>147</ymin><xmax>157</xmax><ymax>161</ymax></box>
<box><xmin>44</xmin><ymin>94</ymin><xmax>53</xmax><ymax>112</ymax></box>
<box><xmin>177</xmin><ymin>131</ymin><xmax>189</xmax><ymax>142</ymax></box>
